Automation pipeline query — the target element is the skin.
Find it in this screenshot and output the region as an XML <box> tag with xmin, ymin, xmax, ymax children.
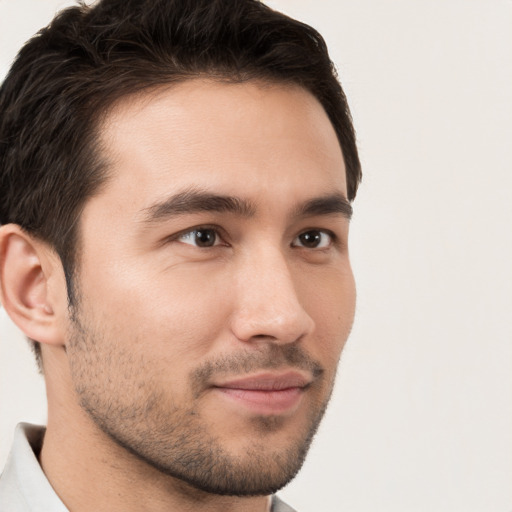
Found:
<box><xmin>0</xmin><ymin>80</ymin><xmax>355</xmax><ymax>512</ymax></box>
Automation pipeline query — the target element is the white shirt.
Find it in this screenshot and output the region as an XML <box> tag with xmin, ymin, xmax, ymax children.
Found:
<box><xmin>0</xmin><ymin>423</ymin><xmax>296</xmax><ymax>512</ymax></box>
<box><xmin>0</xmin><ymin>424</ymin><xmax>68</xmax><ymax>511</ymax></box>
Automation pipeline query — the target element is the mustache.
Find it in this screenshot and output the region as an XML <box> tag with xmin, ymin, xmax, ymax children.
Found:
<box><xmin>190</xmin><ymin>344</ymin><xmax>324</xmax><ymax>393</ymax></box>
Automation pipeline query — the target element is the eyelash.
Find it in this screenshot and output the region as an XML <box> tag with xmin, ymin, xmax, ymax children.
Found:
<box><xmin>170</xmin><ymin>225</ymin><xmax>337</xmax><ymax>250</ymax></box>
<box><xmin>175</xmin><ymin>226</ymin><xmax>227</xmax><ymax>248</ymax></box>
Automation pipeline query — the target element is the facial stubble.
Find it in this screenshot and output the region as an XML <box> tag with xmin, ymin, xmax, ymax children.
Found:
<box><xmin>66</xmin><ymin>306</ymin><xmax>336</xmax><ymax>497</ymax></box>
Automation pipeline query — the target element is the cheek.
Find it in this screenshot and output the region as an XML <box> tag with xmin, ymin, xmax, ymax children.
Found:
<box><xmin>298</xmin><ymin>262</ymin><xmax>356</xmax><ymax>361</ymax></box>
<box><xmin>80</xmin><ymin>260</ymin><xmax>233</xmax><ymax>364</ymax></box>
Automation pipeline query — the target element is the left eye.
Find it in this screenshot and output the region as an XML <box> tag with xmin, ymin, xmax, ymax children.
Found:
<box><xmin>292</xmin><ymin>230</ymin><xmax>333</xmax><ymax>249</ymax></box>
<box><xmin>177</xmin><ymin>228</ymin><xmax>222</xmax><ymax>247</ymax></box>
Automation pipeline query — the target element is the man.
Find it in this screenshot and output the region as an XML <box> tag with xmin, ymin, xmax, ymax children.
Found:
<box><xmin>0</xmin><ymin>0</ymin><xmax>361</xmax><ymax>510</ymax></box>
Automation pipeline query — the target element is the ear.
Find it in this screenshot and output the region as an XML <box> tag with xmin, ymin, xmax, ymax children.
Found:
<box><xmin>0</xmin><ymin>224</ymin><xmax>67</xmax><ymax>347</ymax></box>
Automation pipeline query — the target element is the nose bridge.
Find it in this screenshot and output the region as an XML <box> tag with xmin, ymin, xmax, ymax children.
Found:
<box><xmin>230</xmin><ymin>243</ymin><xmax>314</xmax><ymax>344</ymax></box>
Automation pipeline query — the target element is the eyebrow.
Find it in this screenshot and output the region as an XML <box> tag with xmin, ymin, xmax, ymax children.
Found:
<box><xmin>141</xmin><ymin>188</ymin><xmax>352</xmax><ymax>223</ymax></box>
<box><xmin>142</xmin><ymin>188</ymin><xmax>256</xmax><ymax>222</ymax></box>
<box><xmin>293</xmin><ymin>193</ymin><xmax>353</xmax><ymax>220</ymax></box>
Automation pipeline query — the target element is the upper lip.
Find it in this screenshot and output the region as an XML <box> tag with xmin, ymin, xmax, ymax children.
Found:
<box><xmin>213</xmin><ymin>371</ymin><xmax>312</xmax><ymax>391</ymax></box>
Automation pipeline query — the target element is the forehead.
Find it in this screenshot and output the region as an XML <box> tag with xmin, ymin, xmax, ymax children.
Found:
<box><xmin>93</xmin><ymin>79</ymin><xmax>347</xmax><ymax>217</ymax></box>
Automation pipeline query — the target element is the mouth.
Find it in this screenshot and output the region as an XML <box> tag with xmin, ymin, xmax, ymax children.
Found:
<box><xmin>212</xmin><ymin>371</ymin><xmax>312</xmax><ymax>415</ymax></box>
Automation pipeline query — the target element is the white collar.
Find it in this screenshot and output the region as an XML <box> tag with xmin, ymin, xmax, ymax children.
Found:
<box><xmin>0</xmin><ymin>423</ymin><xmax>69</xmax><ymax>512</ymax></box>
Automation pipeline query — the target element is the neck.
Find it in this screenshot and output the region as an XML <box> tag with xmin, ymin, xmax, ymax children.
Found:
<box><xmin>40</xmin><ymin>415</ymin><xmax>271</xmax><ymax>512</ymax></box>
<box><xmin>40</xmin><ymin>352</ymin><xmax>271</xmax><ymax>512</ymax></box>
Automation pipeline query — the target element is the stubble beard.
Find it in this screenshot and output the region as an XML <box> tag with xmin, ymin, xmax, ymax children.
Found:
<box><xmin>66</xmin><ymin>305</ymin><xmax>335</xmax><ymax>497</ymax></box>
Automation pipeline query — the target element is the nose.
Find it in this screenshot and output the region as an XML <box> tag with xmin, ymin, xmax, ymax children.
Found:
<box><xmin>230</xmin><ymin>247</ymin><xmax>315</xmax><ymax>344</ymax></box>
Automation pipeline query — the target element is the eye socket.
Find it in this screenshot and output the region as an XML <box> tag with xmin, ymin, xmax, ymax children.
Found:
<box><xmin>293</xmin><ymin>230</ymin><xmax>333</xmax><ymax>249</ymax></box>
<box><xmin>177</xmin><ymin>228</ymin><xmax>222</xmax><ymax>248</ymax></box>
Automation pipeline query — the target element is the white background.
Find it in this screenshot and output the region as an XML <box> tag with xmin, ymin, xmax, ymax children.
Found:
<box><xmin>1</xmin><ymin>1</ymin><xmax>511</xmax><ymax>511</ymax></box>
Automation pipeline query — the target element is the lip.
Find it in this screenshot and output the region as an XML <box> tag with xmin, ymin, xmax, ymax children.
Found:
<box><xmin>212</xmin><ymin>371</ymin><xmax>312</xmax><ymax>415</ymax></box>
<box><xmin>215</xmin><ymin>371</ymin><xmax>311</xmax><ymax>391</ymax></box>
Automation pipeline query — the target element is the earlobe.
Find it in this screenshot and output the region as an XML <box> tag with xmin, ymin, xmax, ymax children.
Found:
<box><xmin>0</xmin><ymin>224</ymin><xmax>65</xmax><ymax>347</ymax></box>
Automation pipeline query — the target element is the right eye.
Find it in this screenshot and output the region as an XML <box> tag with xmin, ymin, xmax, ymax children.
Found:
<box><xmin>176</xmin><ymin>228</ymin><xmax>223</xmax><ymax>248</ymax></box>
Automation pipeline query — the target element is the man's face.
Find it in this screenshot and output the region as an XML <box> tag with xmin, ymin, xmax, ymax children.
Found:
<box><xmin>66</xmin><ymin>80</ymin><xmax>355</xmax><ymax>495</ymax></box>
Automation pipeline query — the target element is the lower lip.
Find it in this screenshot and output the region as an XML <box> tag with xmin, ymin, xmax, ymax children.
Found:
<box><xmin>215</xmin><ymin>387</ymin><xmax>304</xmax><ymax>415</ymax></box>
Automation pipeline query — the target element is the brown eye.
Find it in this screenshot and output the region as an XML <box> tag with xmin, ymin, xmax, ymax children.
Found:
<box><xmin>178</xmin><ymin>228</ymin><xmax>220</xmax><ymax>247</ymax></box>
<box><xmin>293</xmin><ymin>230</ymin><xmax>332</xmax><ymax>249</ymax></box>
